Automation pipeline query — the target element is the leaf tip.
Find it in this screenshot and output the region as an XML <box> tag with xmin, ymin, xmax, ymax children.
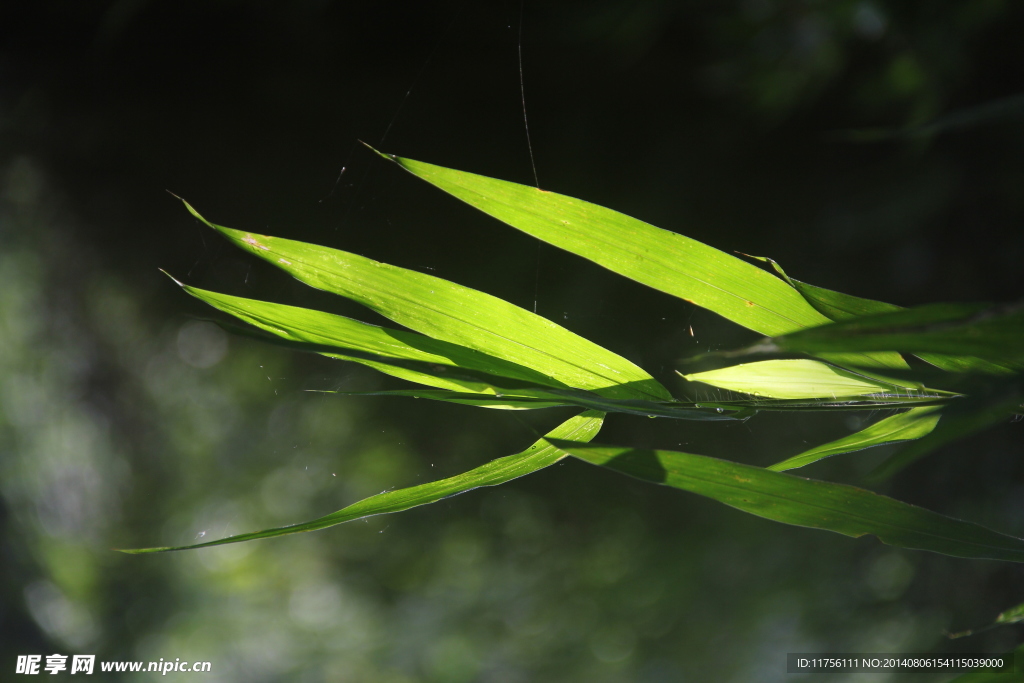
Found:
<box><xmin>159</xmin><ymin>269</ymin><xmax>185</xmax><ymax>287</ymax></box>
<box><xmin>360</xmin><ymin>140</ymin><xmax>397</xmax><ymax>162</ymax></box>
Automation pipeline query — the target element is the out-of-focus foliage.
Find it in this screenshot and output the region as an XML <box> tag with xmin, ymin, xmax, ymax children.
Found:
<box><xmin>2</xmin><ymin>0</ymin><xmax>1023</xmax><ymax>680</ymax></box>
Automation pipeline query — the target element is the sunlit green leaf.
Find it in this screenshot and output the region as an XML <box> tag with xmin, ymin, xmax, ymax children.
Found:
<box><xmin>378</xmin><ymin>151</ymin><xmax>904</xmax><ymax>369</ymax></box>
<box><xmin>556</xmin><ymin>442</ymin><xmax>1024</xmax><ymax>562</ymax></box>
<box><xmin>376</xmin><ymin>152</ymin><xmax>829</xmax><ymax>336</ymax></box>
<box><xmin>119</xmin><ymin>411</ymin><xmax>605</xmax><ymax>553</ymax></box>
<box><xmin>680</xmin><ymin>359</ymin><xmax>921</xmax><ymax>400</ymax></box>
<box><xmin>179</xmin><ymin>199</ymin><xmax>669</xmax><ymax>402</ymax></box>
<box><xmin>768</xmin><ymin>406</ymin><xmax>942</xmax><ymax>472</ymax></box>
<box><xmin>177</xmin><ymin>279</ymin><xmax>576</xmax><ymax>396</ymax></box>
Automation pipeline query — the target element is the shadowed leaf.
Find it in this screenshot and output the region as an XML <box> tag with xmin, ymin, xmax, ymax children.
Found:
<box><xmin>556</xmin><ymin>442</ymin><xmax>1024</xmax><ymax>562</ymax></box>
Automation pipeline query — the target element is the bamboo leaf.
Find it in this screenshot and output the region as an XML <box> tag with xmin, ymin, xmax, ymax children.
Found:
<box><xmin>377</xmin><ymin>151</ymin><xmax>904</xmax><ymax>370</ymax></box>
<box><xmin>320</xmin><ymin>388</ymin><xmax>952</xmax><ymax>419</ymax></box>
<box><xmin>768</xmin><ymin>407</ymin><xmax>942</xmax><ymax>472</ymax></box>
<box><xmin>745</xmin><ymin>255</ymin><xmax>1010</xmax><ymax>374</ymax></box>
<box><xmin>319</xmin><ymin>388</ymin><xmax>754</xmax><ymax>420</ymax></box>
<box><xmin>178</xmin><ymin>279</ymin><xmax>579</xmax><ymax>396</ymax></box>
<box><xmin>375</xmin><ymin>152</ymin><xmax>830</xmax><ymax>337</ymax></box>
<box><xmin>868</xmin><ymin>389</ymin><xmax>1024</xmax><ymax>481</ymax></box>
<box><xmin>555</xmin><ymin>442</ymin><xmax>1024</xmax><ymax>562</ymax></box>
<box><xmin>995</xmin><ymin>602</ymin><xmax>1024</xmax><ymax>626</ymax></box>
<box><xmin>179</xmin><ymin>199</ymin><xmax>669</xmax><ymax>402</ymax></box>
<box><xmin>118</xmin><ymin>411</ymin><xmax>605</xmax><ymax>553</ymax></box>
<box><xmin>321</xmin><ymin>389</ymin><xmax>578</xmax><ymax>410</ymax></box>
<box><xmin>680</xmin><ymin>359</ymin><xmax>921</xmax><ymax>400</ymax></box>
<box><xmin>762</xmin><ymin>302</ymin><xmax>1024</xmax><ymax>368</ymax></box>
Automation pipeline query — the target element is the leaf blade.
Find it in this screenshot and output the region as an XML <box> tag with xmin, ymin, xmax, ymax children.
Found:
<box><xmin>180</xmin><ymin>200</ymin><xmax>670</xmax><ymax>401</ymax></box>
<box><xmin>557</xmin><ymin>442</ymin><xmax>1024</xmax><ymax>562</ymax></box>
<box><xmin>768</xmin><ymin>406</ymin><xmax>942</xmax><ymax>472</ymax></box>
<box><xmin>119</xmin><ymin>411</ymin><xmax>605</xmax><ymax>553</ymax></box>
<box><xmin>180</xmin><ymin>281</ymin><xmax>581</xmax><ymax>395</ymax></box>
<box><xmin>680</xmin><ymin>359</ymin><xmax>920</xmax><ymax>400</ymax></box>
<box><xmin>380</xmin><ymin>153</ymin><xmax>830</xmax><ymax>337</ymax></box>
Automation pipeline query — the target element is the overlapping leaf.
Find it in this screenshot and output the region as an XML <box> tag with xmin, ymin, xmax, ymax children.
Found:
<box><xmin>180</xmin><ymin>199</ymin><xmax>669</xmax><ymax>402</ymax></box>
<box><xmin>378</xmin><ymin>150</ymin><xmax>906</xmax><ymax>369</ymax></box>
<box><xmin>120</xmin><ymin>411</ymin><xmax>605</xmax><ymax>553</ymax></box>
<box><xmin>178</xmin><ymin>279</ymin><xmax>575</xmax><ymax>396</ymax></box>
<box><xmin>680</xmin><ymin>359</ymin><xmax>922</xmax><ymax>400</ymax></box>
<box><xmin>375</xmin><ymin>152</ymin><xmax>830</xmax><ymax>337</ymax></box>
<box><xmin>758</xmin><ymin>302</ymin><xmax>1024</xmax><ymax>368</ymax></box>
<box><xmin>768</xmin><ymin>407</ymin><xmax>942</xmax><ymax>472</ymax></box>
<box><xmin>556</xmin><ymin>442</ymin><xmax>1024</xmax><ymax>562</ymax></box>
<box><xmin>868</xmin><ymin>386</ymin><xmax>1024</xmax><ymax>481</ymax></box>
<box><xmin>750</xmin><ymin>256</ymin><xmax>1015</xmax><ymax>375</ymax></box>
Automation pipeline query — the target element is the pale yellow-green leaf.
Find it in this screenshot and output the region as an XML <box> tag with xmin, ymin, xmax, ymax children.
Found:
<box><xmin>680</xmin><ymin>359</ymin><xmax>916</xmax><ymax>400</ymax></box>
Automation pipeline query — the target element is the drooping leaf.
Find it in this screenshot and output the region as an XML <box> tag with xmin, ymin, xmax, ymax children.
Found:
<box><xmin>768</xmin><ymin>406</ymin><xmax>942</xmax><ymax>472</ymax></box>
<box><xmin>179</xmin><ymin>199</ymin><xmax>669</xmax><ymax>402</ymax></box>
<box><xmin>555</xmin><ymin>442</ymin><xmax>1024</xmax><ymax>562</ymax></box>
<box><xmin>680</xmin><ymin>359</ymin><xmax>923</xmax><ymax>400</ymax></box>
<box><xmin>119</xmin><ymin>411</ymin><xmax>605</xmax><ymax>553</ymax></box>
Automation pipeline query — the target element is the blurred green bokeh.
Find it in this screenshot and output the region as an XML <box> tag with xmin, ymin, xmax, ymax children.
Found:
<box><xmin>1</xmin><ymin>2</ymin><xmax>1023</xmax><ymax>681</ymax></box>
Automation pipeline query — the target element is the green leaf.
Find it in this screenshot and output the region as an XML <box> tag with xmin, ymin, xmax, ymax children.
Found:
<box><xmin>378</xmin><ymin>151</ymin><xmax>905</xmax><ymax>370</ymax></box>
<box><xmin>680</xmin><ymin>359</ymin><xmax>922</xmax><ymax>400</ymax></box>
<box><xmin>768</xmin><ymin>406</ymin><xmax>942</xmax><ymax>472</ymax></box>
<box><xmin>762</xmin><ymin>302</ymin><xmax>1024</xmax><ymax>368</ymax></box>
<box><xmin>118</xmin><ymin>411</ymin><xmax>605</xmax><ymax>553</ymax></box>
<box><xmin>177</xmin><ymin>279</ymin><xmax>578</xmax><ymax>396</ymax></box>
<box><xmin>321</xmin><ymin>388</ymin><xmax>952</xmax><ymax>419</ymax></box>
<box><xmin>746</xmin><ymin>255</ymin><xmax>1010</xmax><ymax>374</ymax></box>
<box><xmin>318</xmin><ymin>389</ymin><xmax>753</xmax><ymax>420</ymax></box>
<box><xmin>868</xmin><ymin>388</ymin><xmax>1024</xmax><ymax>481</ymax></box>
<box><xmin>376</xmin><ymin>152</ymin><xmax>830</xmax><ymax>337</ymax></box>
<box><xmin>322</xmin><ymin>389</ymin><xmax>578</xmax><ymax>410</ymax></box>
<box><xmin>948</xmin><ymin>600</ymin><xmax>1024</xmax><ymax>640</ymax></box>
<box><xmin>179</xmin><ymin>199</ymin><xmax>669</xmax><ymax>402</ymax></box>
<box><xmin>996</xmin><ymin>602</ymin><xmax>1024</xmax><ymax>626</ymax></box>
<box><xmin>555</xmin><ymin>442</ymin><xmax>1024</xmax><ymax>562</ymax></box>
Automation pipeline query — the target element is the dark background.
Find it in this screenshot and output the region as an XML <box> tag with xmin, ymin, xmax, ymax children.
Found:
<box><xmin>1</xmin><ymin>1</ymin><xmax>1023</xmax><ymax>681</ymax></box>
